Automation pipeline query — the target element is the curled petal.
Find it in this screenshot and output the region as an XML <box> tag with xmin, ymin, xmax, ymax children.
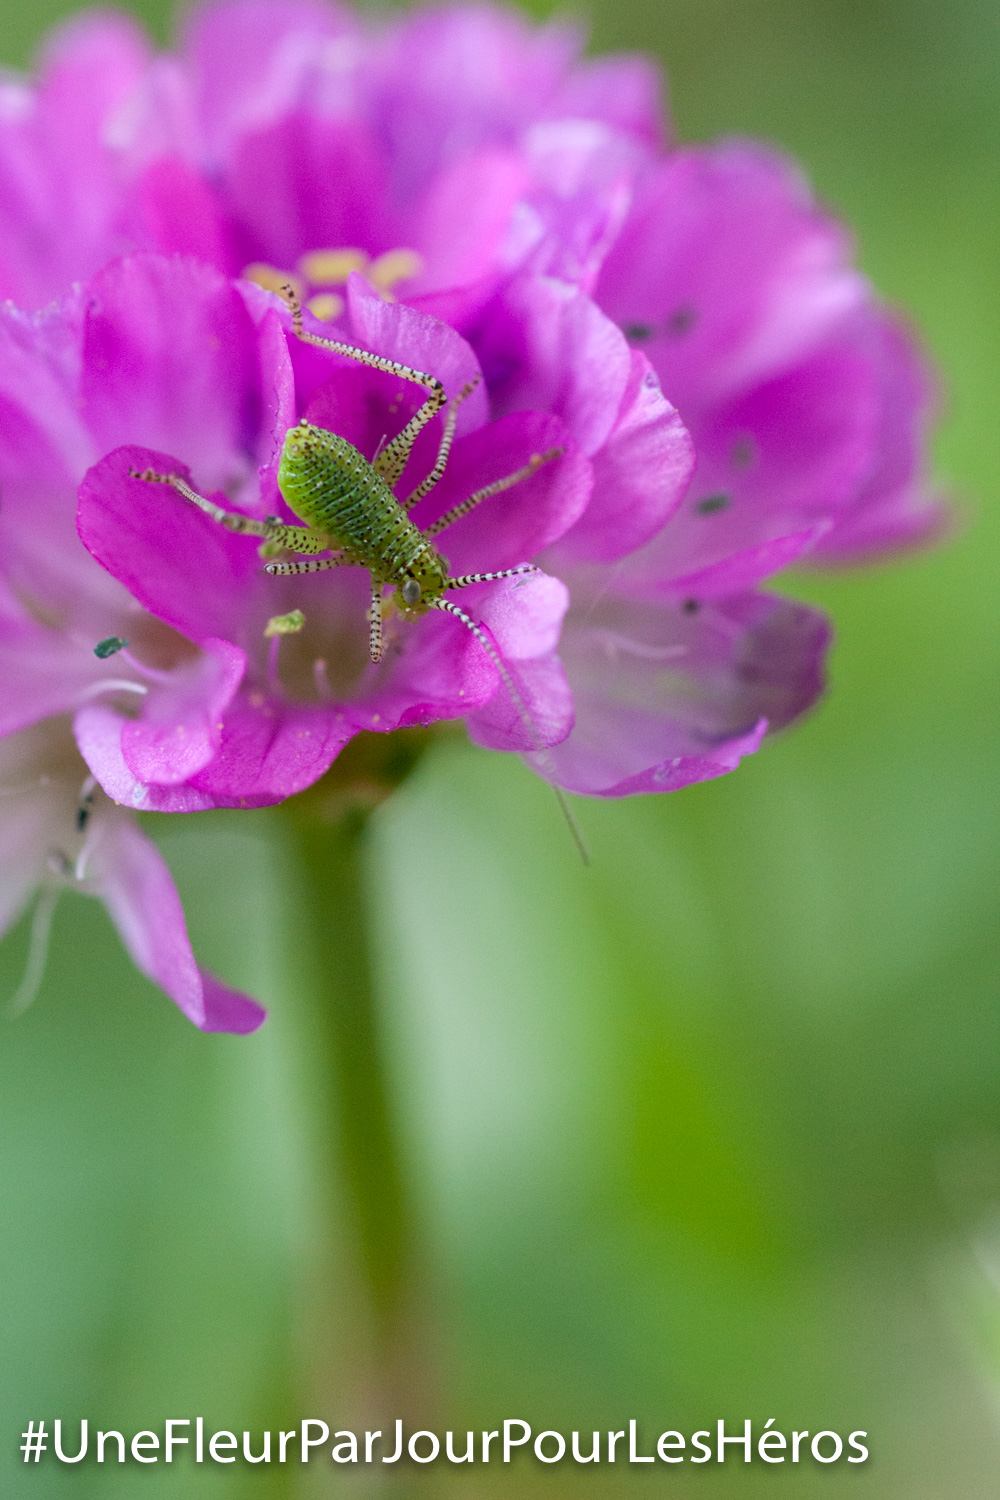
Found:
<box><xmin>74</xmin><ymin>702</ymin><xmax>222</xmax><ymax>812</ymax></box>
<box><xmin>86</xmin><ymin>814</ymin><xmax>265</xmax><ymax>1033</ymax></box>
<box><xmin>184</xmin><ymin>695</ymin><xmax>351</xmax><ymax>806</ymax></box>
<box><xmin>121</xmin><ymin>637</ymin><xmax>246</xmax><ymax>785</ymax></box>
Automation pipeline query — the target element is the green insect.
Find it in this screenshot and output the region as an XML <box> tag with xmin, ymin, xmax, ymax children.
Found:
<box><xmin>133</xmin><ymin>286</ymin><xmax>588</xmax><ymax>858</ymax></box>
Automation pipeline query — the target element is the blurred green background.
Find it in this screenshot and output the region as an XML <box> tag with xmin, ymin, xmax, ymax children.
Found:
<box><xmin>1</xmin><ymin>0</ymin><xmax>998</xmax><ymax>1493</ymax></box>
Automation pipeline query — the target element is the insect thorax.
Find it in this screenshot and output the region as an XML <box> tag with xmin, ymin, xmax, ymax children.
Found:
<box><xmin>277</xmin><ymin>422</ymin><xmax>448</xmax><ymax>598</ymax></box>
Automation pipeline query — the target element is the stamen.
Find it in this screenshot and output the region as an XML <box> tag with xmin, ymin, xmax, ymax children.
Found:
<box><xmin>117</xmin><ymin>649</ymin><xmax>174</xmax><ymax>684</ymax></box>
<box><xmin>242</xmin><ymin>262</ymin><xmax>305</xmax><ymax>302</ymax></box>
<box><xmin>264</xmin><ymin>610</ymin><xmax>306</xmax><ymax>637</ymax></box>
<box><xmin>76</xmin><ymin>678</ymin><xmax>148</xmax><ymax>702</ymax></box>
<box><xmin>298</xmin><ymin>248</ymin><xmax>369</xmax><ymax>284</ymax></box>
<box><xmin>6</xmin><ymin>887</ymin><xmax>59</xmax><ymax>1019</ymax></box>
<box><xmin>306</xmin><ymin>293</ymin><xmax>344</xmax><ymax>323</ymax></box>
<box><xmin>313</xmin><ymin>658</ymin><xmax>332</xmax><ymax>699</ymax></box>
<box><xmin>368</xmin><ymin>248</ymin><xmax>424</xmax><ymax>296</ymax></box>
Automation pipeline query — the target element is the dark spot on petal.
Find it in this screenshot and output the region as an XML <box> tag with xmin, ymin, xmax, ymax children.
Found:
<box><xmin>94</xmin><ymin>635</ymin><xmax>129</xmax><ymax>659</ymax></box>
<box><xmin>623</xmin><ymin>322</ymin><xmax>655</xmax><ymax>343</ymax></box>
<box><xmin>731</xmin><ymin>436</ymin><xmax>756</xmax><ymax>471</ymax></box>
<box><xmin>696</xmin><ymin>493</ymin><xmax>730</xmax><ymax>515</ymax></box>
<box><xmin>666</xmin><ymin>304</ymin><xmax>697</xmax><ymax>337</ymax></box>
<box><xmin>682</xmin><ymin>598</ymin><xmax>700</xmax><ymax>615</ymax></box>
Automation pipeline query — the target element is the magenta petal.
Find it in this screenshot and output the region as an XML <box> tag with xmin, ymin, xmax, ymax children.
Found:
<box><xmin>664</xmin><ymin>523</ymin><xmax>832</xmax><ymax>599</ymax></box>
<box><xmin>136</xmin><ymin>156</ymin><xmax>233</xmax><ymax>268</ymax></box>
<box><xmin>121</xmin><ymin>637</ymin><xmax>246</xmax><ymax>785</ymax></box>
<box><xmin>78</xmin><ymin>446</ymin><xmax>262</xmax><ymax>646</ymax></box>
<box><xmin>466</xmin><ymin>650</ymin><xmax>573</xmax><ymax>752</ymax></box>
<box><xmin>540</xmin><ymin>588</ymin><xmax>829</xmax><ymax>795</ymax></box>
<box><xmin>80</xmin><ymin>255</ymin><xmax>261</xmax><ymax>485</ymax></box>
<box><xmin>476</xmin><ymin>569</ymin><xmax>570</xmax><ymax>660</ymax></box>
<box><xmin>225</xmin><ymin>114</ymin><xmax>389</xmax><ymax>271</ymax></box>
<box><xmin>184</xmin><ymin>696</ymin><xmax>351</xmax><ymax>806</ymax></box>
<box><xmin>619</xmin><ymin>336</ymin><xmax>880</xmax><ymax>591</ymax></box>
<box><xmin>551</xmin><ymin>351</ymin><xmax>694</xmax><ymax>563</ymax></box>
<box><xmin>549</xmin><ymin>52</ymin><xmax>668</xmax><ymax>146</ymax></box>
<box><xmin>0</xmin><ymin>619</ymin><xmax>105</xmax><ymax>737</ymax></box>
<box><xmin>475</xmin><ymin>276</ymin><xmax>632</xmax><ymax>455</ymax></box>
<box><xmin>352</xmin><ymin>608</ymin><xmax>497</xmax><ymax>731</ymax></box>
<box><xmin>89</xmin><ymin>815</ymin><xmax>266</xmax><ymax>1032</ymax></box>
<box><xmin>0</xmin><ymin>15</ymin><xmax>148</xmax><ymax>307</ymax></box>
<box><xmin>414</xmin><ymin>149</ymin><xmax>529</xmax><ymax>293</ymax></box>
<box><xmin>811</xmin><ymin>310</ymin><xmax>944</xmax><ymax>562</ymax></box>
<box><xmin>462</xmin><ymin>572</ymin><xmax>572</xmax><ymax>751</ymax></box>
<box><xmin>198</xmin><ymin>968</ymin><xmax>268</xmax><ymax>1034</ymax></box>
<box><xmin>370</xmin><ymin>4</ymin><xmax>581</xmax><ymax>198</ymax></box>
<box><xmin>74</xmin><ymin>703</ymin><xmax>221</xmax><ymax>812</ymax></box>
<box><xmin>181</xmin><ymin>0</ymin><xmax>353</xmax><ymax>161</ymax></box>
<box><xmin>596</xmin><ymin>142</ymin><xmax>865</xmax><ymax>417</ymax></box>
<box><xmin>249</xmin><ymin>301</ymin><xmax>297</xmax><ymax>511</ymax></box>
<box><xmin>346</xmin><ymin>274</ymin><xmax>488</xmax><ymax>424</ymax></box>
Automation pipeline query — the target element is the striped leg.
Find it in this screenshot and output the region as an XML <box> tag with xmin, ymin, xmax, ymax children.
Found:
<box><xmin>445</xmin><ymin>565</ymin><xmax>539</xmax><ymax>590</ymax></box>
<box><xmin>281</xmin><ymin>283</ymin><xmax>446</xmax><ymax>487</ymax></box>
<box><xmin>264</xmin><ymin>554</ymin><xmax>352</xmax><ymax>577</ymax></box>
<box><xmin>423</xmin><ymin>447</ymin><xmax>563</xmax><ymax>540</ymax></box>
<box><xmin>131</xmin><ymin>468</ymin><xmax>328</xmax><ymax>553</ymax></box>
<box><xmin>369</xmin><ymin>579</ymin><xmax>383</xmax><ymax>663</ymax></box>
<box><xmin>402</xmin><ymin>375</ymin><xmax>482</xmax><ymax>511</ymax></box>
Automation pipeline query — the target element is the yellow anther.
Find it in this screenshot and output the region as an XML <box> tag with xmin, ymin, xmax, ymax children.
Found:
<box><xmin>264</xmin><ymin>610</ymin><xmax>306</xmax><ymax>637</ymax></box>
<box><xmin>368</xmin><ymin>248</ymin><xmax>424</xmax><ymax>292</ymax></box>
<box><xmin>305</xmin><ymin>292</ymin><xmax>345</xmax><ymax>323</ymax></box>
<box><xmin>298</xmin><ymin>248</ymin><xmax>369</xmax><ymax>285</ymax></box>
<box><xmin>242</xmin><ymin>263</ymin><xmax>304</xmax><ymax>302</ymax></box>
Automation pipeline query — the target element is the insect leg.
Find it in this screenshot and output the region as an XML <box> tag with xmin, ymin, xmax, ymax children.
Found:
<box><xmin>369</xmin><ymin>579</ymin><xmax>384</xmax><ymax>663</ymax></box>
<box><xmin>401</xmin><ymin>375</ymin><xmax>482</xmax><ymax>511</ymax></box>
<box><xmin>264</xmin><ymin>555</ymin><xmax>354</xmax><ymax>577</ymax></box>
<box><xmin>432</xmin><ymin>596</ymin><xmax>589</xmax><ymax>864</ymax></box>
<box><xmin>423</xmin><ymin>447</ymin><xmax>564</xmax><ymax>539</ymax></box>
<box><xmin>131</xmin><ymin>468</ymin><xmax>329</xmax><ymax>553</ymax></box>
<box><xmin>280</xmin><ymin>283</ymin><xmax>446</xmax><ymax>487</ymax></box>
<box><xmin>445</xmin><ymin>565</ymin><xmax>539</xmax><ymax>590</ymax></box>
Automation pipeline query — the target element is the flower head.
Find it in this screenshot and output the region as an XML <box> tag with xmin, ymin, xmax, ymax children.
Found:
<box><xmin>0</xmin><ymin>0</ymin><xmax>943</xmax><ymax>1025</ymax></box>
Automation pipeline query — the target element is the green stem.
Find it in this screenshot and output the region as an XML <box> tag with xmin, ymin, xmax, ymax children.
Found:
<box><xmin>280</xmin><ymin>729</ymin><xmax>434</xmax><ymax>1408</ymax></box>
<box><xmin>294</xmin><ymin>807</ymin><xmax>410</xmax><ymax>1351</ymax></box>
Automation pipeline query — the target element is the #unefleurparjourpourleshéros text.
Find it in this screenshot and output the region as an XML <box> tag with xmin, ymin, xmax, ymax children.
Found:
<box><xmin>21</xmin><ymin>1417</ymin><xmax>868</xmax><ymax>1466</ymax></box>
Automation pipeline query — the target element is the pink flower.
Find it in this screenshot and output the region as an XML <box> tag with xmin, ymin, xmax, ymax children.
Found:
<box><xmin>0</xmin><ymin>3</ymin><xmax>941</xmax><ymax>845</ymax></box>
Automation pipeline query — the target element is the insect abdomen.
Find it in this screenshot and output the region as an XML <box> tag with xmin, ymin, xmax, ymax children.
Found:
<box><xmin>278</xmin><ymin>422</ymin><xmax>430</xmax><ymax>578</ymax></box>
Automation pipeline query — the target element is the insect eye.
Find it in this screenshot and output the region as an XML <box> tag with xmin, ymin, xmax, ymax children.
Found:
<box><xmin>401</xmin><ymin>579</ymin><xmax>422</xmax><ymax>605</ymax></box>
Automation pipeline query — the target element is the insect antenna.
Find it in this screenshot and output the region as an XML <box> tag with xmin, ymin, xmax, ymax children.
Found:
<box><xmin>433</xmin><ymin>597</ymin><xmax>590</xmax><ymax>865</ymax></box>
